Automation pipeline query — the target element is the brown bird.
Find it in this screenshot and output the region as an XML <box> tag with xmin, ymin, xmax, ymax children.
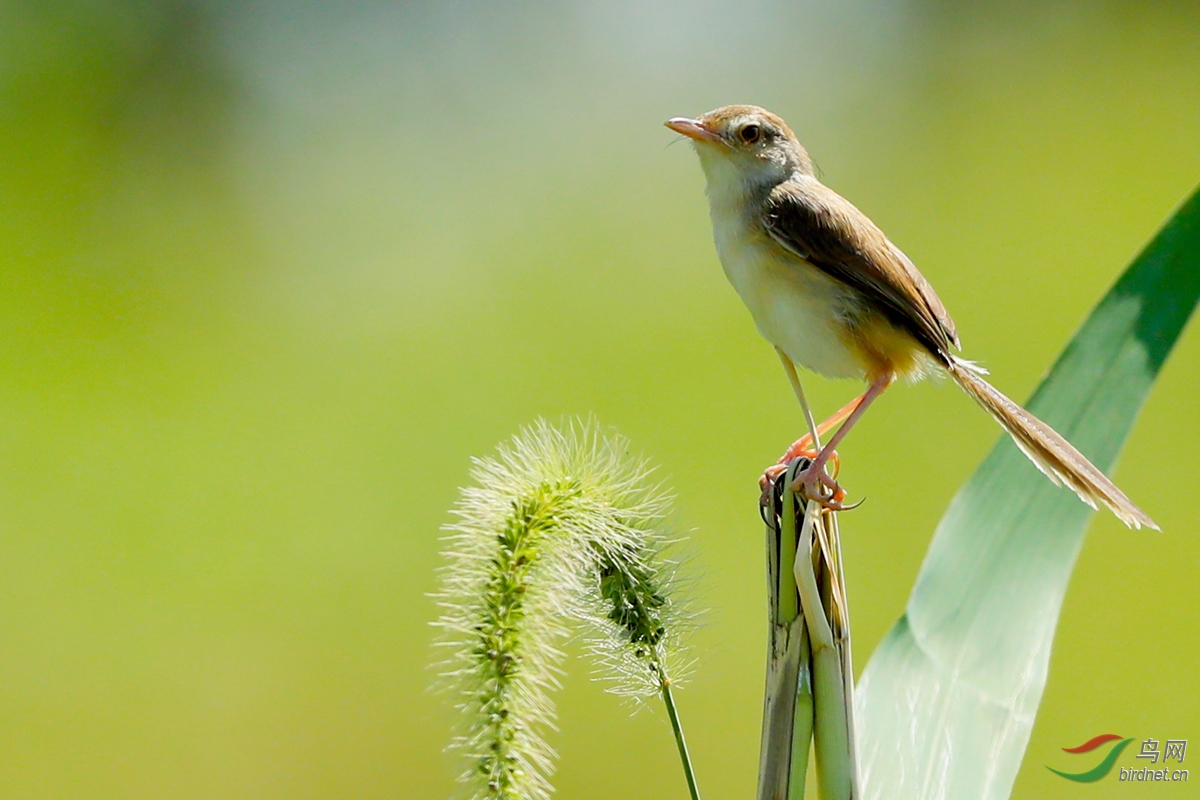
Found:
<box><xmin>666</xmin><ymin>104</ymin><xmax>1155</xmax><ymax>529</ymax></box>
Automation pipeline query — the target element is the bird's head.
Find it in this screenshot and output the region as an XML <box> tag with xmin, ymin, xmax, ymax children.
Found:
<box><xmin>666</xmin><ymin>105</ymin><xmax>814</xmax><ymax>200</ymax></box>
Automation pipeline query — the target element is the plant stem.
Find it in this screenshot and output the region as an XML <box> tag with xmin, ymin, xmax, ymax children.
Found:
<box><xmin>792</xmin><ymin>502</ymin><xmax>856</xmax><ymax>800</ymax></box>
<box><xmin>662</xmin><ymin>680</ymin><xmax>701</xmax><ymax>800</ymax></box>
<box><xmin>757</xmin><ymin>458</ymin><xmax>812</xmax><ymax>800</ymax></box>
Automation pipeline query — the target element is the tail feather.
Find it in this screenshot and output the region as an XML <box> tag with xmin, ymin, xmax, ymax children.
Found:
<box><xmin>946</xmin><ymin>356</ymin><xmax>1157</xmax><ymax>530</ymax></box>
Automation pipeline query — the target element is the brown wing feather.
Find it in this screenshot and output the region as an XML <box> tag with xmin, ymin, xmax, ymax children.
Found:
<box><xmin>762</xmin><ymin>178</ymin><xmax>960</xmax><ymax>359</ymax></box>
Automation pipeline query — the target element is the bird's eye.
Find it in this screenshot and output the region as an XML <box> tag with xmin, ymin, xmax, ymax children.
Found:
<box><xmin>739</xmin><ymin>124</ymin><xmax>761</xmax><ymax>144</ymax></box>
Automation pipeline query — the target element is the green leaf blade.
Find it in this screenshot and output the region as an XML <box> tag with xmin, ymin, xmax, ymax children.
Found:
<box><xmin>856</xmin><ymin>185</ymin><xmax>1200</xmax><ymax>800</ymax></box>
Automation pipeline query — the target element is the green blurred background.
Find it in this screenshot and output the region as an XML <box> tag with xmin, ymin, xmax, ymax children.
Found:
<box><xmin>1</xmin><ymin>1</ymin><xmax>1197</xmax><ymax>797</ymax></box>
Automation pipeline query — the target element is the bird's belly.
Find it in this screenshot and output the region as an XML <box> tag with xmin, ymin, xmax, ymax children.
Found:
<box><xmin>716</xmin><ymin>231</ymin><xmax>866</xmax><ymax>380</ymax></box>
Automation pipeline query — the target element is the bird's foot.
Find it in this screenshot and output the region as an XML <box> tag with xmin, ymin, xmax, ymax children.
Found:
<box><xmin>758</xmin><ymin>441</ymin><xmax>850</xmax><ymax>510</ymax></box>
<box><xmin>789</xmin><ymin>461</ymin><xmax>862</xmax><ymax>512</ymax></box>
<box><xmin>776</xmin><ymin>434</ymin><xmax>840</xmax><ymax>476</ymax></box>
<box><xmin>758</xmin><ymin>463</ymin><xmax>790</xmax><ymax>506</ymax></box>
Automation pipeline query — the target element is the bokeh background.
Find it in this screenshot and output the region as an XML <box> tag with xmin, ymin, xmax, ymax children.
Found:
<box><xmin>2</xmin><ymin>1</ymin><xmax>1198</xmax><ymax>798</ymax></box>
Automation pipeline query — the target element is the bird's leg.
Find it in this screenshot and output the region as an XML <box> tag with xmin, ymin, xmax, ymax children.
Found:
<box><xmin>792</xmin><ymin>372</ymin><xmax>894</xmax><ymax>509</ymax></box>
<box><xmin>760</xmin><ymin>406</ymin><xmax>853</xmax><ymax>500</ymax></box>
<box><xmin>761</xmin><ymin>350</ymin><xmax>852</xmax><ymax>504</ymax></box>
<box><xmin>776</xmin><ymin>348</ymin><xmax>821</xmax><ymax>448</ymax></box>
<box><xmin>776</xmin><ymin>392</ymin><xmax>869</xmax><ymax>465</ymax></box>
<box><xmin>760</xmin><ymin>349</ymin><xmax>827</xmax><ymax>504</ymax></box>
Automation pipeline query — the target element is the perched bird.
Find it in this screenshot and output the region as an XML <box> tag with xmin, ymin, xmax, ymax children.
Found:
<box><xmin>666</xmin><ymin>104</ymin><xmax>1155</xmax><ymax>529</ymax></box>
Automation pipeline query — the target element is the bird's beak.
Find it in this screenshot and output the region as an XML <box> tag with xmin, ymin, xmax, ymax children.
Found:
<box><xmin>665</xmin><ymin>117</ymin><xmax>723</xmax><ymax>144</ymax></box>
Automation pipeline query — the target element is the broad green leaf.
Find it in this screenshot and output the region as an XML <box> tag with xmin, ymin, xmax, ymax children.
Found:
<box><xmin>855</xmin><ymin>185</ymin><xmax>1200</xmax><ymax>800</ymax></box>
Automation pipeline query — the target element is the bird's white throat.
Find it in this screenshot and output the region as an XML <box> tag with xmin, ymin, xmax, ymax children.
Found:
<box><xmin>693</xmin><ymin>149</ymin><xmax>866</xmax><ymax>381</ymax></box>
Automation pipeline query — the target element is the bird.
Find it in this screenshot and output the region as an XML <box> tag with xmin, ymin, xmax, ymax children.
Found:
<box><xmin>665</xmin><ymin>104</ymin><xmax>1155</xmax><ymax>529</ymax></box>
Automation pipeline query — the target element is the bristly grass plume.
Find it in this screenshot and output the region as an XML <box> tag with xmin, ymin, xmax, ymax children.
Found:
<box><xmin>432</xmin><ymin>420</ymin><xmax>697</xmax><ymax>800</ymax></box>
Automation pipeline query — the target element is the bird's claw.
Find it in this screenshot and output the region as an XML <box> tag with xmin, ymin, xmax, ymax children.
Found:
<box><xmin>776</xmin><ymin>439</ymin><xmax>840</xmax><ymax>478</ymax></box>
<box><xmin>789</xmin><ymin>463</ymin><xmax>860</xmax><ymax>512</ymax></box>
<box><xmin>759</xmin><ymin>463</ymin><xmax>789</xmax><ymax>507</ymax></box>
<box><xmin>760</xmin><ymin>453</ymin><xmax>860</xmax><ymax>513</ymax></box>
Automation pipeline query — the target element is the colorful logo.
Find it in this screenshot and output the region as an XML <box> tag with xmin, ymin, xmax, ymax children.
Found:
<box><xmin>1047</xmin><ymin>734</ymin><xmax>1134</xmax><ymax>782</ymax></box>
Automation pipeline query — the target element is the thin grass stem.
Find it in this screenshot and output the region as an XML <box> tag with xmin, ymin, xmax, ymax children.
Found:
<box><xmin>662</xmin><ymin>681</ymin><xmax>702</xmax><ymax>800</ymax></box>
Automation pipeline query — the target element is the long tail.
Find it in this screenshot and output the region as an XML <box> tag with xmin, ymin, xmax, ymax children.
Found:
<box><xmin>945</xmin><ymin>356</ymin><xmax>1157</xmax><ymax>530</ymax></box>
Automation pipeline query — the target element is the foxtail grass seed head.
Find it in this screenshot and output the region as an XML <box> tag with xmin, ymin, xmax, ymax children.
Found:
<box><xmin>579</xmin><ymin>539</ymin><xmax>695</xmax><ymax>701</ymax></box>
<box><xmin>432</xmin><ymin>420</ymin><xmax>695</xmax><ymax>800</ymax></box>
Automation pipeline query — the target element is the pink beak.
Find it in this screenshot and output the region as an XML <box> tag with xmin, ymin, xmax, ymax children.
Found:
<box><xmin>665</xmin><ymin>117</ymin><xmax>723</xmax><ymax>144</ymax></box>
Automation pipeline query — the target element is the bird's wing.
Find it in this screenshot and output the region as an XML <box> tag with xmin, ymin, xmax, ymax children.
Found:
<box><xmin>762</xmin><ymin>178</ymin><xmax>960</xmax><ymax>357</ymax></box>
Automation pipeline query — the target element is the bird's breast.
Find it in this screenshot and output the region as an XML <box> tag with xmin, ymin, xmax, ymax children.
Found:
<box><xmin>709</xmin><ymin>208</ymin><xmax>867</xmax><ymax>380</ymax></box>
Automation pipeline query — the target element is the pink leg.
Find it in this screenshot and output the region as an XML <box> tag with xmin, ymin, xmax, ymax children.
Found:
<box><xmin>759</xmin><ymin>458</ymin><xmax>845</xmax><ymax>507</ymax></box>
<box><xmin>776</xmin><ymin>391</ymin><xmax>873</xmax><ymax>465</ymax></box>
<box><xmin>792</xmin><ymin>372</ymin><xmax>895</xmax><ymax>508</ymax></box>
<box><xmin>759</xmin><ymin>378</ymin><xmax>885</xmax><ymax>507</ymax></box>
<box><xmin>760</xmin><ymin>388</ymin><xmax>865</xmax><ymax>504</ymax></box>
